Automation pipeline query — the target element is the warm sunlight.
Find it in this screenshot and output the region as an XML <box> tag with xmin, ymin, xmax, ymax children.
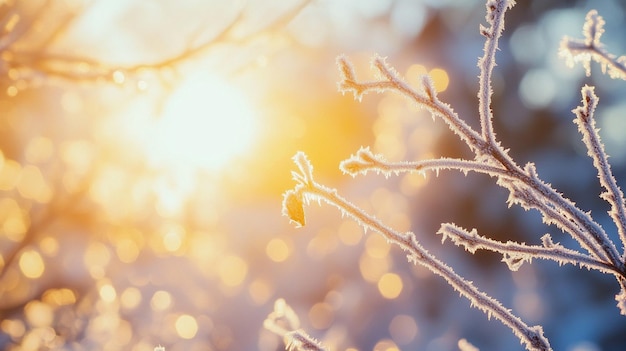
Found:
<box><xmin>144</xmin><ymin>71</ymin><xmax>259</xmax><ymax>173</ymax></box>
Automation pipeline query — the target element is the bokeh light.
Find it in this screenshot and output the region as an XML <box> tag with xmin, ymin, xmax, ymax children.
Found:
<box><xmin>18</xmin><ymin>250</ymin><xmax>44</xmax><ymax>279</ymax></box>
<box><xmin>377</xmin><ymin>273</ymin><xmax>403</xmax><ymax>299</ymax></box>
<box><xmin>175</xmin><ymin>314</ymin><xmax>198</xmax><ymax>340</ymax></box>
<box><xmin>389</xmin><ymin>314</ymin><xmax>419</xmax><ymax>345</ymax></box>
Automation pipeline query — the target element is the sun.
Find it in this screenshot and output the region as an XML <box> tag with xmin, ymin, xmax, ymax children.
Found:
<box><xmin>143</xmin><ymin>71</ymin><xmax>259</xmax><ymax>173</ymax></box>
<box><xmin>109</xmin><ymin>70</ymin><xmax>260</xmax><ymax>215</ymax></box>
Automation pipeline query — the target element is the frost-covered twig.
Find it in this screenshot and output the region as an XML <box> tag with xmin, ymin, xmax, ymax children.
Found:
<box><xmin>337</xmin><ymin>55</ymin><xmax>484</xmax><ymax>154</ymax></box>
<box><xmin>0</xmin><ymin>0</ymin><xmax>311</xmax><ymax>86</ymax></box>
<box><xmin>478</xmin><ymin>0</ymin><xmax>515</xmax><ymax>143</ymax></box>
<box><xmin>283</xmin><ymin>153</ymin><xmax>551</xmax><ymax>351</ymax></box>
<box><xmin>439</xmin><ymin>224</ymin><xmax>620</xmax><ymax>275</ymax></box>
<box><xmin>341</xmin><ymin>146</ymin><xmax>512</xmax><ymax>180</ymax></box>
<box><xmin>264</xmin><ymin>299</ymin><xmax>328</xmax><ymax>351</ymax></box>
<box><xmin>559</xmin><ymin>10</ymin><xmax>626</xmax><ymax>80</ymax></box>
<box><xmin>572</xmin><ymin>85</ymin><xmax>626</xmax><ymax>257</ymax></box>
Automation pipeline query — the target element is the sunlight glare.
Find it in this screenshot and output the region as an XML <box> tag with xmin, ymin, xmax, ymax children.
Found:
<box><xmin>145</xmin><ymin>72</ymin><xmax>258</xmax><ymax>172</ymax></box>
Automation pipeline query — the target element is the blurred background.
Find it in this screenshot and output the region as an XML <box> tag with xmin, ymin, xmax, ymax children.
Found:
<box><xmin>0</xmin><ymin>0</ymin><xmax>625</xmax><ymax>350</ymax></box>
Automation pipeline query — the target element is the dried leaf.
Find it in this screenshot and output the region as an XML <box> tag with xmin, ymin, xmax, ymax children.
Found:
<box><xmin>283</xmin><ymin>189</ymin><xmax>305</xmax><ymax>228</ymax></box>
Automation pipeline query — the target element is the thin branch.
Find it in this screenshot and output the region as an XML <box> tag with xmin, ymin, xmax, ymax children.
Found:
<box><xmin>0</xmin><ymin>164</ymin><xmax>96</xmax><ymax>283</ymax></box>
<box><xmin>340</xmin><ymin>146</ymin><xmax>513</xmax><ymax>180</ymax></box>
<box><xmin>559</xmin><ymin>10</ymin><xmax>626</xmax><ymax>80</ymax></box>
<box><xmin>520</xmin><ymin>166</ymin><xmax>623</xmax><ymax>268</ymax></box>
<box><xmin>439</xmin><ymin>223</ymin><xmax>621</xmax><ymax>275</ymax></box>
<box><xmin>478</xmin><ymin>0</ymin><xmax>514</xmax><ymax>143</ymax></box>
<box><xmin>572</xmin><ymin>85</ymin><xmax>626</xmax><ymax>259</ymax></box>
<box><xmin>264</xmin><ymin>299</ymin><xmax>328</xmax><ymax>351</ymax></box>
<box><xmin>0</xmin><ymin>0</ymin><xmax>313</xmax><ymax>85</ymax></box>
<box><xmin>337</xmin><ymin>55</ymin><xmax>485</xmax><ymax>154</ymax></box>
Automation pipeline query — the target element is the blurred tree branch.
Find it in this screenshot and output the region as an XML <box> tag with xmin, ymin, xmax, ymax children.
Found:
<box><xmin>1</xmin><ymin>0</ymin><xmax>312</xmax><ymax>86</ymax></box>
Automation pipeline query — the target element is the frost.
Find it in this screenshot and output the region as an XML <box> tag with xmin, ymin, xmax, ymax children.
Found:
<box><xmin>541</xmin><ymin>234</ymin><xmax>554</xmax><ymax>248</ymax></box>
<box><xmin>617</xmin><ymin>286</ymin><xmax>626</xmax><ymax>315</ymax></box>
<box><xmin>421</xmin><ymin>74</ymin><xmax>437</xmax><ymax>101</ymax></box>
<box><xmin>502</xmin><ymin>253</ymin><xmax>526</xmax><ymax>271</ymax></box>
<box><xmin>559</xmin><ymin>10</ymin><xmax>626</xmax><ymax>80</ymax></box>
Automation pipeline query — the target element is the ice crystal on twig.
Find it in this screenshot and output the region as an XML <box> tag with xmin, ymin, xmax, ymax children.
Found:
<box><xmin>265</xmin><ymin>299</ymin><xmax>328</xmax><ymax>351</ymax></box>
<box><xmin>572</xmin><ymin>86</ymin><xmax>626</xmax><ymax>255</ymax></box>
<box><xmin>560</xmin><ymin>10</ymin><xmax>626</xmax><ymax>80</ymax></box>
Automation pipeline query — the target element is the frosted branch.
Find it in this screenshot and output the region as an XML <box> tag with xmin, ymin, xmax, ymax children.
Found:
<box><xmin>572</xmin><ymin>86</ymin><xmax>626</xmax><ymax>260</ymax></box>
<box><xmin>264</xmin><ymin>299</ymin><xmax>328</xmax><ymax>351</ymax></box>
<box><xmin>617</xmin><ymin>280</ymin><xmax>626</xmax><ymax>315</ymax></box>
<box><xmin>440</xmin><ymin>224</ymin><xmax>621</xmax><ymax>275</ymax></box>
<box><xmin>478</xmin><ymin>0</ymin><xmax>515</xmax><ymax>143</ymax></box>
<box><xmin>337</xmin><ymin>55</ymin><xmax>484</xmax><ymax>154</ymax></box>
<box><xmin>341</xmin><ymin>147</ymin><xmax>513</xmax><ymax>180</ymax></box>
<box><xmin>507</xmin><ymin>168</ymin><xmax>620</xmax><ymax>266</ymax></box>
<box><xmin>559</xmin><ymin>10</ymin><xmax>626</xmax><ymax>80</ymax></box>
<box><xmin>283</xmin><ymin>153</ymin><xmax>552</xmax><ymax>351</ymax></box>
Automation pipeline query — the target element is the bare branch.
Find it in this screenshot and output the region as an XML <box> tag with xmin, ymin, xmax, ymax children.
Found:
<box><xmin>572</xmin><ymin>85</ymin><xmax>626</xmax><ymax>259</ymax></box>
<box><xmin>478</xmin><ymin>0</ymin><xmax>515</xmax><ymax>143</ymax></box>
<box><xmin>439</xmin><ymin>224</ymin><xmax>621</xmax><ymax>275</ymax></box>
<box><xmin>264</xmin><ymin>299</ymin><xmax>328</xmax><ymax>351</ymax></box>
<box><xmin>559</xmin><ymin>10</ymin><xmax>626</xmax><ymax>80</ymax></box>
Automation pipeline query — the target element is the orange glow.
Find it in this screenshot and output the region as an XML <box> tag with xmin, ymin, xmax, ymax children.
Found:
<box><xmin>24</xmin><ymin>301</ymin><xmax>54</xmax><ymax>327</ymax></box>
<box><xmin>17</xmin><ymin>165</ymin><xmax>52</xmax><ymax>203</ymax></box>
<box><xmin>0</xmin><ymin>159</ymin><xmax>21</xmax><ymax>191</ymax></box>
<box><xmin>429</xmin><ymin>68</ymin><xmax>449</xmax><ymax>92</ymax></box>
<box><xmin>19</xmin><ymin>249</ymin><xmax>44</xmax><ymax>279</ymax></box>
<box><xmin>42</xmin><ymin>288</ymin><xmax>76</xmax><ymax>306</ymax></box>
<box><xmin>377</xmin><ymin>273</ymin><xmax>403</xmax><ymax>299</ymax></box>
<box><xmin>0</xmin><ymin>320</ymin><xmax>25</xmax><ymax>339</ymax></box>
<box><xmin>1</xmin><ymin>198</ymin><xmax>28</xmax><ymax>242</ymax></box>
